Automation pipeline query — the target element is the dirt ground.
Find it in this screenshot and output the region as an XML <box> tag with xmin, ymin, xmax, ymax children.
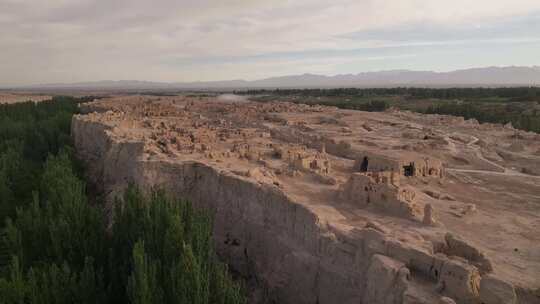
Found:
<box><xmin>0</xmin><ymin>92</ymin><xmax>52</xmax><ymax>104</ymax></box>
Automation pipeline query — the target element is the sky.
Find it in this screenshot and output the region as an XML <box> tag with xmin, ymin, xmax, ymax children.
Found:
<box><xmin>1</xmin><ymin>0</ymin><xmax>540</xmax><ymax>85</ymax></box>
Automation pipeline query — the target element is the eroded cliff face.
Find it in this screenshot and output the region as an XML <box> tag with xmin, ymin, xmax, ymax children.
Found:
<box><xmin>71</xmin><ymin>96</ymin><xmax>540</xmax><ymax>304</ymax></box>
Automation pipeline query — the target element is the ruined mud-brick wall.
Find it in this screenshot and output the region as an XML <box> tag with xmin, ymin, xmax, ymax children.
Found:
<box><xmin>353</xmin><ymin>152</ymin><xmax>444</xmax><ymax>179</ymax></box>
<box><xmin>72</xmin><ymin>115</ymin><xmax>534</xmax><ymax>304</ymax></box>
<box><xmin>339</xmin><ymin>172</ymin><xmax>420</xmax><ymax>220</ymax></box>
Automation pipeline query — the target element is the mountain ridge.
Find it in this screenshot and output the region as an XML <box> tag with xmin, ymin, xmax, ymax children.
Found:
<box><xmin>5</xmin><ymin>66</ymin><xmax>540</xmax><ymax>90</ymax></box>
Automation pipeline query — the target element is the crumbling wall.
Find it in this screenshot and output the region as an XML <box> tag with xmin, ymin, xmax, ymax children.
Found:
<box><xmin>269</xmin><ymin>126</ymin><xmax>355</xmax><ymax>159</ymax></box>
<box><xmin>354</xmin><ymin>153</ymin><xmax>401</xmax><ymax>173</ymax></box>
<box><xmin>438</xmin><ymin>233</ymin><xmax>494</xmax><ymax>275</ymax></box>
<box><xmin>273</xmin><ymin>144</ymin><xmax>331</xmax><ymax>175</ymax></box>
<box><xmin>339</xmin><ymin>172</ymin><xmax>420</xmax><ymax>219</ymax></box>
<box><xmin>403</xmin><ymin>157</ymin><xmax>444</xmax><ymax>178</ymax></box>
<box><xmin>353</xmin><ymin>153</ymin><xmax>444</xmax><ymax>178</ymax></box>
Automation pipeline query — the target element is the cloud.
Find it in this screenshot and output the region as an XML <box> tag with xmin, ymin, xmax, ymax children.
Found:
<box><xmin>1</xmin><ymin>0</ymin><xmax>540</xmax><ymax>85</ymax></box>
<box><xmin>341</xmin><ymin>13</ymin><xmax>540</xmax><ymax>43</ymax></box>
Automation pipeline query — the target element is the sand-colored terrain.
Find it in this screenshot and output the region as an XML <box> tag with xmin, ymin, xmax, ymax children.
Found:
<box><xmin>72</xmin><ymin>95</ymin><xmax>540</xmax><ymax>304</ymax></box>
<box><xmin>0</xmin><ymin>93</ymin><xmax>52</xmax><ymax>104</ymax></box>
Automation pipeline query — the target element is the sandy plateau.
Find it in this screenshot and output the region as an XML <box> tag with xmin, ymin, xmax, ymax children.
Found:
<box><xmin>0</xmin><ymin>93</ymin><xmax>52</xmax><ymax>104</ymax></box>
<box><xmin>72</xmin><ymin>95</ymin><xmax>540</xmax><ymax>304</ymax></box>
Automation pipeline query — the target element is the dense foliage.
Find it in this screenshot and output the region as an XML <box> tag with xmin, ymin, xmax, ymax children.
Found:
<box><xmin>0</xmin><ymin>152</ymin><xmax>108</xmax><ymax>304</ymax></box>
<box><xmin>422</xmin><ymin>102</ymin><xmax>540</xmax><ymax>132</ymax></box>
<box><xmin>242</xmin><ymin>87</ymin><xmax>540</xmax><ymax>133</ymax></box>
<box><xmin>0</xmin><ymin>97</ymin><xmax>245</xmax><ymax>304</ymax></box>
<box><xmin>0</xmin><ymin>97</ymin><xmax>79</xmax><ymax>220</ymax></box>
<box><xmin>109</xmin><ymin>186</ymin><xmax>245</xmax><ymax>304</ymax></box>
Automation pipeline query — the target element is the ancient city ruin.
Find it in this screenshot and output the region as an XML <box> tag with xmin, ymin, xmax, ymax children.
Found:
<box><xmin>72</xmin><ymin>95</ymin><xmax>540</xmax><ymax>304</ymax></box>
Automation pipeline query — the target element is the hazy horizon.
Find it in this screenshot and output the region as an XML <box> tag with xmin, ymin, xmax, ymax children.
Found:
<box><xmin>2</xmin><ymin>1</ymin><xmax>540</xmax><ymax>86</ymax></box>
<box><xmin>3</xmin><ymin>65</ymin><xmax>539</xmax><ymax>87</ymax></box>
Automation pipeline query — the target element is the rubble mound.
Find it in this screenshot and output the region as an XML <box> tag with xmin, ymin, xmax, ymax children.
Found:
<box><xmin>73</xmin><ymin>95</ymin><xmax>540</xmax><ymax>304</ymax></box>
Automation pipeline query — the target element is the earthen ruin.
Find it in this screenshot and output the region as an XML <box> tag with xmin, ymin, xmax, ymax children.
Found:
<box><xmin>72</xmin><ymin>95</ymin><xmax>540</xmax><ymax>304</ymax></box>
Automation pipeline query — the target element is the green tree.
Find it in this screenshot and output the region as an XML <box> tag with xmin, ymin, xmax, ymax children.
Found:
<box><xmin>127</xmin><ymin>241</ymin><xmax>163</xmax><ymax>304</ymax></box>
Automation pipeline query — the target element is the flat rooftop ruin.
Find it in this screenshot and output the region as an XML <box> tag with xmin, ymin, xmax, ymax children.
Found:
<box><xmin>73</xmin><ymin>95</ymin><xmax>540</xmax><ymax>304</ymax></box>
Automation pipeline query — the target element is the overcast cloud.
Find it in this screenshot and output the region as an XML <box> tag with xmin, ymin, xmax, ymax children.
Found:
<box><xmin>1</xmin><ymin>0</ymin><xmax>540</xmax><ymax>85</ymax></box>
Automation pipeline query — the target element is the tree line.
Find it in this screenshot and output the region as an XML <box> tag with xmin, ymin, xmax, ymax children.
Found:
<box><xmin>422</xmin><ymin>102</ymin><xmax>540</xmax><ymax>133</ymax></box>
<box><xmin>239</xmin><ymin>87</ymin><xmax>540</xmax><ymax>133</ymax></box>
<box><xmin>237</xmin><ymin>87</ymin><xmax>540</xmax><ymax>100</ymax></box>
<box><xmin>0</xmin><ymin>97</ymin><xmax>245</xmax><ymax>304</ymax></box>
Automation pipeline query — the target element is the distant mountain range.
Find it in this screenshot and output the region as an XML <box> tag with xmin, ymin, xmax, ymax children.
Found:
<box><xmin>7</xmin><ymin>66</ymin><xmax>540</xmax><ymax>90</ymax></box>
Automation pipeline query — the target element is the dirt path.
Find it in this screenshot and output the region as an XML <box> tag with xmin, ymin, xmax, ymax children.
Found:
<box><xmin>443</xmin><ymin>134</ymin><xmax>540</xmax><ymax>178</ymax></box>
<box><xmin>446</xmin><ymin>167</ymin><xmax>540</xmax><ymax>178</ymax></box>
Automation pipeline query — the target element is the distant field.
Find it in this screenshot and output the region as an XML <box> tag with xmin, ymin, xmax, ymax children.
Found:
<box><xmin>0</xmin><ymin>93</ymin><xmax>52</xmax><ymax>104</ymax></box>
<box><xmin>240</xmin><ymin>87</ymin><xmax>540</xmax><ymax>133</ymax></box>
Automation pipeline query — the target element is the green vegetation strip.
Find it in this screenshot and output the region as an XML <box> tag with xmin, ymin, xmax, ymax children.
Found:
<box><xmin>0</xmin><ymin>97</ymin><xmax>245</xmax><ymax>304</ymax></box>
<box><xmin>241</xmin><ymin>87</ymin><xmax>540</xmax><ymax>133</ymax></box>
